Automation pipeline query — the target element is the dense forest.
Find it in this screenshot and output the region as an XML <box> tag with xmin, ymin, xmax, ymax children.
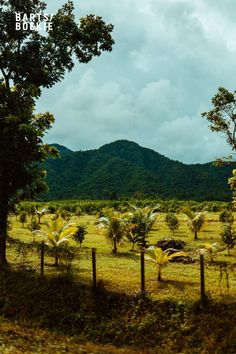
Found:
<box><xmin>42</xmin><ymin>140</ymin><xmax>235</xmax><ymax>201</ymax></box>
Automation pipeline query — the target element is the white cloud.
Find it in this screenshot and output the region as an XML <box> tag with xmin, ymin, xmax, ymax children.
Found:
<box><xmin>38</xmin><ymin>0</ymin><xmax>236</xmax><ymax>163</ymax></box>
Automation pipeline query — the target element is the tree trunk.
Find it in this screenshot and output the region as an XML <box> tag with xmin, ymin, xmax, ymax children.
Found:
<box><xmin>194</xmin><ymin>231</ymin><xmax>198</xmax><ymax>240</ymax></box>
<box><xmin>113</xmin><ymin>239</ymin><xmax>117</xmax><ymax>255</ymax></box>
<box><xmin>0</xmin><ymin>202</ymin><xmax>9</xmax><ymax>268</ymax></box>
<box><xmin>55</xmin><ymin>254</ymin><xmax>59</xmax><ymax>267</ymax></box>
<box><xmin>132</xmin><ymin>241</ymin><xmax>135</xmax><ymax>252</ymax></box>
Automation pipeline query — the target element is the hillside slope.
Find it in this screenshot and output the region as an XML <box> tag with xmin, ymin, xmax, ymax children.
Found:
<box><xmin>42</xmin><ymin>140</ymin><xmax>235</xmax><ymax>201</ymax></box>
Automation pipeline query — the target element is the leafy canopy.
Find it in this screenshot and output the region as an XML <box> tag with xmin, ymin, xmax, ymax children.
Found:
<box><xmin>0</xmin><ymin>0</ymin><xmax>114</xmax><ymax>266</ymax></box>
<box><xmin>35</xmin><ymin>217</ymin><xmax>77</xmax><ymax>247</ymax></box>
<box><xmin>0</xmin><ymin>0</ymin><xmax>114</xmax><ymax>91</ymax></box>
<box><xmin>0</xmin><ymin>0</ymin><xmax>114</xmax><ymax>205</ymax></box>
<box><xmin>202</xmin><ymin>87</ymin><xmax>236</xmax><ymax>154</ymax></box>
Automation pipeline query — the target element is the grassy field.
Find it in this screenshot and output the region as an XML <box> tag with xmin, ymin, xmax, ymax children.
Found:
<box><xmin>0</xmin><ymin>210</ymin><xmax>235</xmax><ymax>353</ymax></box>
<box><xmin>7</xmin><ymin>212</ymin><xmax>236</xmax><ymax>302</ymax></box>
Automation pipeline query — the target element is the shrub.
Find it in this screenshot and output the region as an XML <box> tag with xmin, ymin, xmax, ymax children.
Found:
<box><xmin>219</xmin><ymin>210</ymin><xmax>234</xmax><ymax>224</ymax></box>
<box><xmin>73</xmin><ymin>225</ymin><xmax>87</xmax><ymax>248</ymax></box>
<box><xmin>75</xmin><ymin>207</ymin><xmax>83</xmax><ymax>217</ymax></box>
<box><xmin>19</xmin><ymin>211</ymin><xmax>27</xmax><ymax>227</ymax></box>
<box><xmin>165</xmin><ymin>213</ymin><xmax>179</xmax><ymax>236</ymax></box>
<box><xmin>28</xmin><ymin>217</ymin><xmax>40</xmax><ymax>231</ymax></box>
<box><xmin>221</xmin><ymin>223</ymin><xmax>236</xmax><ymax>256</ymax></box>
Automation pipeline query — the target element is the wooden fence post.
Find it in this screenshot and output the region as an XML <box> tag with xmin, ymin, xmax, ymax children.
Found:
<box><xmin>141</xmin><ymin>250</ymin><xmax>145</xmax><ymax>295</ymax></box>
<box><xmin>40</xmin><ymin>241</ymin><xmax>44</xmax><ymax>276</ymax></box>
<box><xmin>92</xmin><ymin>248</ymin><xmax>97</xmax><ymax>291</ymax></box>
<box><xmin>200</xmin><ymin>254</ymin><xmax>206</xmax><ymax>304</ymax></box>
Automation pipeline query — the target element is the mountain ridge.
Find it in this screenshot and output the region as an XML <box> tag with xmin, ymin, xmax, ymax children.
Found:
<box><xmin>42</xmin><ymin>139</ymin><xmax>235</xmax><ymax>201</ymax></box>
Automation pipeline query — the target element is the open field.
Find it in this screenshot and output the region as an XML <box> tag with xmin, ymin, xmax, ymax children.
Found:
<box><xmin>0</xmin><ymin>208</ymin><xmax>235</xmax><ymax>353</ymax></box>
<box><xmin>7</xmin><ymin>212</ymin><xmax>236</xmax><ymax>301</ymax></box>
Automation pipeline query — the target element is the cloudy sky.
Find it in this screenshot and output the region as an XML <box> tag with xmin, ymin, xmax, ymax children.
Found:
<box><xmin>37</xmin><ymin>0</ymin><xmax>236</xmax><ymax>163</ymax></box>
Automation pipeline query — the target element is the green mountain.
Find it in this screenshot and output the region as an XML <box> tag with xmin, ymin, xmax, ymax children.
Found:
<box><xmin>42</xmin><ymin>140</ymin><xmax>235</xmax><ymax>201</ymax></box>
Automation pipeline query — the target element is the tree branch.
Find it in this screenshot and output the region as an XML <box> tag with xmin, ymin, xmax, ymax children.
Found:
<box><xmin>0</xmin><ymin>68</ymin><xmax>10</xmax><ymax>92</ymax></box>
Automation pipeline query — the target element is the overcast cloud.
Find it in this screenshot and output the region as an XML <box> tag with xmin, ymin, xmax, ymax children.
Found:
<box><xmin>37</xmin><ymin>0</ymin><xmax>236</xmax><ymax>163</ymax></box>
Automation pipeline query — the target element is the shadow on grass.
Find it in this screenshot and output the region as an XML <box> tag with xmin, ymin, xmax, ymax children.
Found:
<box><xmin>148</xmin><ymin>278</ymin><xmax>197</xmax><ymax>291</ymax></box>
<box><xmin>117</xmin><ymin>252</ymin><xmax>140</xmax><ymax>261</ymax></box>
<box><xmin>0</xmin><ymin>267</ymin><xmax>235</xmax><ymax>353</ymax></box>
<box><xmin>161</xmin><ymin>279</ymin><xmax>197</xmax><ymax>291</ymax></box>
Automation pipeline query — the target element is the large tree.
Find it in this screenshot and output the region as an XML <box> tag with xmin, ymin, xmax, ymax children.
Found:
<box><xmin>202</xmin><ymin>87</ymin><xmax>236</xmax><ymax>160</ymax></box>
<box><xmin>0</xmin><ymin>0</ymin><xmax>114</xmax><ymax>267</ymax></box>
<box><xmin>202</xmin><ymin>87</ymin><xmax>236</xmax><ymax>198</ymax></box>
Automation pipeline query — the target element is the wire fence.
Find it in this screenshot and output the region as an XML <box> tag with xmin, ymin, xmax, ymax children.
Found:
<box><xmin>6</xmin><ymin>238</ymin><xmax>236</xmax><ymax>303</ymax></box>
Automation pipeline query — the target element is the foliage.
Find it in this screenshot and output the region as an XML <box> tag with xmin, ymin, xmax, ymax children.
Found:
<box><xmin>218</xmin><ymin>262</ymin><xmax>235</xmax><ymax>294</ymax></box>
<box><xmin>18</xmin><ymin>199</ymin><xmax>230</xmax><ymax>216</ymax></box>
<box><xmin>221</xmin><ymin>223</ymin><xmax>236</xmax><ymax>255</ymax></box>
<box><xmin>165</xmin><ymin>213</ymin><xmax>179</xmax><ymax>236</ymax></box>
<box><xmin>34</xmin><ymin>207</ymin><xmax>48</xmax><ymax>224</ymax></box>
<box><xmin>98</xmin><ymin>211</ymin><xmax>126</xmax><ymax>255</ymax></box>
<box><xmin>73</xmin><ymin>225</ymin><xmax>87</xmax><ymax>248</ymax></box>
<box><xmin>34</xmin><ymin>217</ymin><xmax>77</xmax><ymax>266</ymax></box>
<box><xmin>219</xmin><ymin>210</ymin><xmax>234</xmax><ymax>224</ymax></box>
<box><xmin>125</xmin><ymin>222</ymin><xmax>141</xmax><ymax>251</ymax></box>
<box><xmin>28</xmin><ymin>217</ymin><xmax>40</xmax><ymax>231</ymax></box>
<box><xmin>229</xmin><ymin>169</ymin><xmax>236</xmax><ymax>203</ymax></box>
<box><xmin>126</xmin><ymin>205</ymin><xmax>158</xmax><ymax>248</ymax></box>
<box><xmin>199</xmin><ymin>242</ymin><xmax>218</xmax><ymax>262</ymax></box>
<box><xmin>145</xmin><ymin>247</ymin><xmax>187</xmax><ymax>281</ymax></box>
<box><xmin>0</xmin><ymin>0</ymin><xmax>114</xmax><ymax>267</ymax></box>
<box><xmin>19</xmin><ymin>211</ymin><xmax>27</xmax><ymax>228</ymax></box>
<box><xmin>202</xmin><ymin>87</ymin><xmax>236</xmax><ymax>152</ymax></box>
<box><xmin>182</xmin><ymin>208</ymin><xmax>205</xmax><ymax>240</ymax></box>
<box><xmin>58</xmin><ymin>209</ymin><xmax>71</xmax><ymax>221</ymax></box>
<box><xmin>43</xmin><ymin>140</ymin><xmax>236</xmax><ymax>201</ymax></box>
<box><xmin>0</xmin><ymin>268</ymin><xmax>235</xmax><ymax>354</ymax></box>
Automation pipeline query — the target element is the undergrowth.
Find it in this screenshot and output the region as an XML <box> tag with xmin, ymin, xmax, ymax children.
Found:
<box><xmin>0</xmin><ymin>269</ymin><xmax>235</xmax><ymax>353</ymax></box>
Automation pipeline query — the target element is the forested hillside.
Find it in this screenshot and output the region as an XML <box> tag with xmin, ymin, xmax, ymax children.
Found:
<box><xmin>42</xmin><ymin>140</ymin><xmax>235</xmax><ymax>201</ymax></box>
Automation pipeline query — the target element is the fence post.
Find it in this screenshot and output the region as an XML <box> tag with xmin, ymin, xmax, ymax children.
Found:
<box><xmin>200</xmin><ymin>254</ymin><xmax>206</xmax><ymax>304</ymax></box>
<box><xmin>40</xmin><ymin>241</ymin><xmax>44</xmax><ymax>276</ymax></box>
<box><xmin>141</xmin><ymin>250</ymin><xmax>145</xmax><ymax>295</ymax></box>
<box><xmin>92</xmin><ymin>248</ymin><xmax>97</xmax><ymax>291</ymax></box>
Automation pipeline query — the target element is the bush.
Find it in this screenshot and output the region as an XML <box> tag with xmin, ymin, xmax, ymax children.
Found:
<box><xmin>28</xmin><ymin>217</ymin><xmax>40</xmax><ymax>231</ymax></box>
<box><xmin>221</xmin><ymin>223</ymin><xmax>236</xmax><ymax>255</ymax></box>
<box><xmin>219</xmin><ymin>210</ymin><xmax>234</xmax><ymax>224</ymax></box>
<box><xmin>59</xmin><ymin>210</ymin><xmax>71</xmax><ymax>221</ymax></box>
<box><xmin>75</xmin><ymin>206</ymin><xmax>83</xmax><ymax>217</ymax></box>
<box><xmin>165</xmin><ymin>213</ymin><xmax>179</xmax><ymax>235</ymax></box>
<box><xmin>73</xmin><ymin>225</ymin><xmax>87</xmax><ymax>248</ymax></box>
<box><xmin>19</xmin><ymin>211</ymin><xmax>27</xmax><ymax>227</ymax></box>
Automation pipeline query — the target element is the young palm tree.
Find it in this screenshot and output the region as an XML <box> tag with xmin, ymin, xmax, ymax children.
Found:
<box><xmin>35</xmin><ymin>217</ymin><xmax>77</xmax><ymax>266</ymax></box>
<box><xmin>34</xmin><ymin>207</ymin><xmax>48</xmax><ymax>224</ymax></box>
<box><xmin>127</xmin><ymin>205</ymin><xmax>158</xmax><ymax>248</ymax></box>
<box><xmin>199</xmin><ymin>242</ymin><xmax>218</xmax><ymax>262</ymax></box>
<box><xmin>182</xmin><ymin>208</ymin><xmax>205</xmax><ymax>240</ymax></box>
<box><xmin>146</xmin><ymin>247</ymin><xmax>187</xmax><ymax>281</ymax></box>
<box><xmin>98</xmin><ymin>211</ymin><xmax>125</xmax><ymax>255</ymax></box>
<box><xmin>125</xmin><ymin>222</ymin><xmax>140</xmax><ymax>251</ymax></box>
